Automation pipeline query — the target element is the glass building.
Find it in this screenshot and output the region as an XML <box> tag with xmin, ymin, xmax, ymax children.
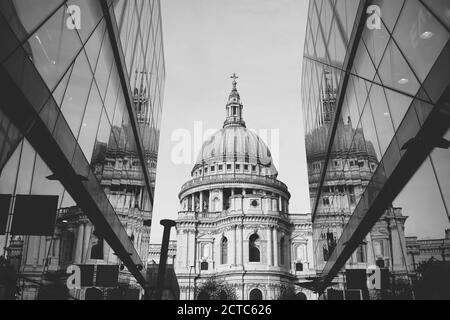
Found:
<box><xmin>0</xmin><ymin>0</ymin><xmax>165</xmax><ymax>299</ymax></box>
<box><xmin>302</xmin><ymin>0</ymin><xmax>450</xmax><ymax>298</ymax></box>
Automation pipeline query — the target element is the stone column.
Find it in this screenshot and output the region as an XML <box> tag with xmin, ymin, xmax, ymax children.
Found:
<box><xmin>278</xmin><ymin>195</ymin><xmax>282</xmax><ymax>212</ymax></box>
<box><xmin>236</xmin><ymin>196</ymin><xmax>242</xmax><ymax>211</ymax></box>
<box><xmin>189</xmin><ymin>230</ymin><xmax>196</xmax><ymax>269</ymax></box>
<box><xmin>240</xmin><ymin>225</ymin><xmax>244</xmax><ymax>265</ymax></box>
<box><xmin>185</xmin><ymin>230</ymin><xmax>189</xmax><ymax>268</ymax></box>
<box><xmin>287</xmin><ymin>238</ymin><xmax>292</xmax><ymax>272</ymax></box>
<box><xmin>211</xmin><ymin>239</ymin><xmax>215</xmax><ymax>270</ymax></box>
<box><xmin>306</xmin><ymin>239</ymin><xmax>310</xmax><ymax>271</ymax></box>
<box><xmin>38</xmin><ymin>237</ymin><xmax>47</xmax><ymax>265</ymax></box>
<box><xmin>233</xmin><ymin>226</ymin><xmax>237</xmax><ymax>265</ymax></box>
<box><xmin>267</xmin><ymin>227</ymin><xmax>273</xmax><ymax>266</ymax></box>
<box><xmin>291</xmin><ymin>243</ymin><xmax>295</xmax><ymax>272</ymax></box>
<box><xmin>53</xmin><ymin>237</ymin><xmax>60</xmax><ymax>258</ymax></box>
<box><xmin>237</xmin><ymin>225</ymin><xmax>243</xmax><ymax>265</ymax></box>
<box><xmin>273</xmin><ymin>227</ymin><xmax>279</xmax><ymax>267</ymax></box>
<box><xmin>137</xmin><ymin>232</ymin><xmax>143</xmax><ymax>257</ymax></box>
<box><xmin>199</xmin><ymin>192</ymin><xmax>203</xmax><ymax>212</ymax></box>
<box><xmin>209</xmin><ymin>190</ymin><xmax>213</xmax><ymax>212</ymax></box>
<box><xmin>74</xmin><ymin>223</ymin><xmax>85</xmax><ymax>264</ymax></box>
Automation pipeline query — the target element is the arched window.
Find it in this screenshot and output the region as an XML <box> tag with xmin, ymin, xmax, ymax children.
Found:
<box><xmin>201</xmin><ymin>261</ymin><xmax>209</xmax><ymax>271</ymax></box>
<box><xmin>295</xmin><ymin>292</ymin><xmax>307</xmax><ymax>300</ymax></box>
<box><xmin>280</xmin><ymin>237</ymin><xmax>285</xmax><ymax>265</ymax></box>
<box><xmin>249</xmin><ymin>234</ymin><xmax>260</xmax><ymax>262</ymax></box>
<box><xmin>221</xmin><ymin>237</ymin><xmax>228</xmax><ymax>264</ymax></box>
<box><xmin>249</xmin><ymin>289</ymin><xmax>263</xmax><ymax>300</ymax></box>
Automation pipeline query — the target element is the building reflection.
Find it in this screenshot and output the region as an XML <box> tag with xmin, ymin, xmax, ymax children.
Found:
<box><xmin>0</xmin><ymin>0</ymin><xmax>165</xmax><ymax>300</ymax></box>
<box><xmin>302</xmin><ymin>0</ymin><xmax>450</xmax><ymax>299</ymax></box>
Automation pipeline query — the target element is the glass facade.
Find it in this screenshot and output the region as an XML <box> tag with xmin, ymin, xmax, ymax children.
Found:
<box><xmin>302</xmin><ymin>0</ymin><xmax>450</xmax><ymax>298</ymax></box>
<box><xmin>0</xmin><ymin>0</ymin><xmax>164</xmax><ymax>300</ymax></box>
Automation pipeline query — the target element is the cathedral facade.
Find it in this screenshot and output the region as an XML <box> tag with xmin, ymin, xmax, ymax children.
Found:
<box><xmin>174</xmin><ymin>76</ymin><xmax>315</xmax><ymax>300</ymax></box>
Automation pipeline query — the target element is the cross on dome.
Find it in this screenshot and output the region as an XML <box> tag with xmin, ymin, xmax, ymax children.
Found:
<box><xmin>231</xmin><ymin>73</ymin><xmax>239</xmax><ymax>89</ymax></box>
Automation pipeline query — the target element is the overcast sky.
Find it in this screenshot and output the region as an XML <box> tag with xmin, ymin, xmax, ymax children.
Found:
<box><xmin>149</xmin><ymin>0</ymin><xmax>450</xmax><ymax>244</ymax></box>
<box><xmin>150</xmin><ymin>0</ymin><xmax>311</xmax><ymax>242</ymax></box>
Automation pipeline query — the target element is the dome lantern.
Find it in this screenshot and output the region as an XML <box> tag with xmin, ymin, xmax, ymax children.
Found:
<box><xmin>224</xmin><ymin>73</ymin><xmax>246</xmax><ymax>128</ymax></box>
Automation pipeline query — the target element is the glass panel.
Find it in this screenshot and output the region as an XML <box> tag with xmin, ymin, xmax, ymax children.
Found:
<box><xmin>77</xmin><ymin>82</ymin><xmax>103</xmax><ymax>161</ymax></box>
<box><xmin>367</xmin><ymin>83</ymin><xmax>396</xmax><ymax>156</ymax></box>
<box><xmin>2</xmin><ymin>0</ymin><xmax>64</xmax><ymax>40</ymax></box>
<box><xmin>0</xmin><ymin>140</ymin><xmax>22</xmax><ymax>194</ymax></box>
<box><xmin>362</xmin><ymin>19</ymin><xmax>390</xmax><ymax>70</ymax></box>
<box><xmin>394</xmin><ymin>158</ymin><xmax>449</xmax><ymax>241</ymax></box>
<box><xmin>383</xmin><ymin>87</ymin><xmax>414</xmax><ymax>130</ymax></box>
<box><xmin>25</xmin><ymin>5</ymin><xmax>83</xmax><ymax>91</ymax></box>
<box><xmin>59</xmin><ymin>51</ymin><xmax>93</xmax><ymax>137</ymax></box>
<box><xmin>393</xmin><ymin>0</ymin><xmax>449</xmax><ymax>83</ymax></box>
<box><xmin>422</xmin><ymin>0</ymin><xmax>450</xmax><ymax>29</ymax></box>
<box><xmin>30</xmin><ymin>154</ymin><xmax>64</xmax><ymax>197</ymax></box>
<box><xmin>84</xmin><ymin>19</ymin><xmax>107</xmax><ymax>71</ymax></box>
<box><xmin>429</xmin><ymin>129</ymin><xmax>450</xmax><ymax>221</ymax></box>
<box><xmin>15</xmin><ymin>139</ymin><xmax>36</xmax><ymax>194</ymax></box>
<box><xmin>378</xmin><ymin>39</ymin><xmax>421</xmax><ymax>97</ymax></box>
<box><xmin>94</xmin><ymin>32</ymin><xmax>114</xmax><ymax>100</ymax></box>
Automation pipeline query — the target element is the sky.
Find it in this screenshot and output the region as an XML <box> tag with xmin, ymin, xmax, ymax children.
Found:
<box><xmin>150</xmin><ymin>0</ymin><xmax>311</xmax><ymax>243</ymax></box>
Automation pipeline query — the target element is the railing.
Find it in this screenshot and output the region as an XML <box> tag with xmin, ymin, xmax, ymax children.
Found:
<box><xmin>177</xmin><ymin>210</ymin><xmax>292</xmax><ymax>221</ymax></box>
<box><xmin>180</xmin><ymin>174</ymin><xmax>288</xmax><ymax>193</ymax></box>
<box><xmin>308</xmin><ymin>169</ymin><xmax>374</xmax><ymax>184</ymax></box>
<box><xmin>177</xmin><ymin>211</ymin><xmax>221</xmax><ymax>220</ymax></box>
<box><xmin>101</xmin><ymin>168</ymin><xmax>145</xmax><ymax>181</ymax></box>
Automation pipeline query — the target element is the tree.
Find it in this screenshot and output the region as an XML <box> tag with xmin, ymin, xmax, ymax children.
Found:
<box><xmin>196</xmin><ymin>277</ymin><xmax>237</xmax><ymax>300</ymax></box>
<box><xmin>37</xmin><ymin>283</ymin><xmax>70</xmax><ymax>300</ymax></box>
<box><xmin>416</xmin><ymin>257</ymin><xmax>437</xmax><ymax>278</ymax></box>
<box><xmin>277</xmin><ymin>284</ymin><xmax>307</xmax><ymax>300</ymax></box>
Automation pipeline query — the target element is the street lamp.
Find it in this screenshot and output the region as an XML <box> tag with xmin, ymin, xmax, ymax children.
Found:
<box><xmin>155</xmin><ymin>219</ymin><xmax>176</xmax><ymax>300</ymax></box>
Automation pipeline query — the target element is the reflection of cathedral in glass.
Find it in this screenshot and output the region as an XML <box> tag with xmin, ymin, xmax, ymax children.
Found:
<box><xmin>307</xmin><ymin>70</ymin><xmax>409</xmax><ymax>276</ymax></box>
<box><xmin>0</xmin><ymin>0</ymin><xmax>165</xmax><ymax>300</ymax></box>
<box><xmin>91</xmin><ymin>71</ymin><xmax>158</xmax><ymax>270</ymax></box>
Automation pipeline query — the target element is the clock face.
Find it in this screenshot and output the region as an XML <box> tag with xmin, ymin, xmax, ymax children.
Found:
<box><xmin>251</xmin><ymin>200</ymin><xmax>259</xmax><ymax>208</ymax></box>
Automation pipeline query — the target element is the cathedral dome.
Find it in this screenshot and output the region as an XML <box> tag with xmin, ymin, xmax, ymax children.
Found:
<box><xmin>194</xmin><ymin>125</ymin><xmax>278</xmax><ymax>176</ymax></box>
<box><xmin>305</xmin><ymin>118</ymin><xmax>378</xmax><ymax>163</ymax></box>
<box><xmin>192</xmin><ymin>75</ymin><xmax>278</xmax><ymax>178</ymax></box>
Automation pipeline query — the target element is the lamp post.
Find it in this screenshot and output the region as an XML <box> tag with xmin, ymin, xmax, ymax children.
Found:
<box><xmin>155</xmin><ymin>219</ymin><xmax>176</xmax><ymax>300</ymax></box>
